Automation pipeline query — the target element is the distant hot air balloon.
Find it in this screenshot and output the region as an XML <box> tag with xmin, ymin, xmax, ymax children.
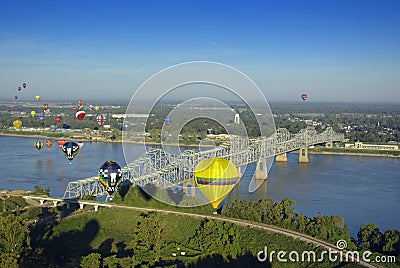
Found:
<box><xmin>78</xmin><ymin>99</ymin><xmax>83</xmax><ymax>105</ymax></box>
<box><xmin>31</xmin><ymin>111</ymin><xmax>36</xmax><ymax>117</ymax></box>
<box><xmin>76</xmin><ymin>110</ymin><xmax>85</xmax><ymax>120</ymax></box>
<box><xmin>43</xmin><ymin>104</ymin><xmax>49</xmax><ymax>114</ymax></box>
<box><xmin>103</xmin><ymin>124</ymin><xmax>111</xmax><ymax>130</ymax></box>
<box><xmin>62</xmin><ymin>122</ymin><xmax>69</xmax><ymax>129</ymax></box>
<box><xmin>34</xmin><ymin>141</ymin><xmax>43</xmax><ymax>151</ymax></box>
<box><xmin>164</xmin><ymin>117</ymin><xmax>172</xmax><ymax>126</ymax></box>
<box><xmin>14</xmin><ymin>96</ymin><xmax>18</xmax><ymax>100</ymax></box>
<box><xmin>89</xmin><ymin>104</ymin><xmax>94</xmax><ymax>110</ymax></box>
<box><xmin>61</xmin><ymin>141</ymin><xmax>80</xmax><ymax>164</ymax></box>
<box><xmin>72</xmin><ymin>106</ymin><xmax>77</xmax><ymax>111</ymax></box>
<box><xmin>57</xmin><ymin>140</ymin><xmax>66</xmax><ymax>148</ymax></box>
<box><xmin>50</xmin><ymin>124</ymin><xmax>57</xmax><ymax>132</ymax></box>
<box><xmin>78</xmin><ymin>104</ymin><xmax>84</xmax><ymax>111</ymax></box>
<box><xmin>39</xmin><ymin>114</ymin><xmax>45</xmax><ymax>121</ymax></box>
<box><xmin>301</xmin><ymin>93</ymin><xmax>308</xmax><ymax>101</ymax></box>
<box><xmin>45</xmin><ymin>140</ymin><xmax>53</xmax><ymax>150</ymax></box>
<box><xmin>206</xmin><ymin>128</ymin><xmax>214</xmax><ymax>135</ymax></box>
<box><xmin>110</xmin><ymin>135</ymin><xmax>116</xmax><ymax>141</ymax></box>
<box><xmin>18</xmin><ymin>86</ymin><xmax>22</xmax><ymax>91</ymax></box>
<box><xmin>194</xmin><ymin>158</ymin><xmax>239</xmax><ymax>214</ymax></box>
<box><xmin>13</xmin><ymin>119</ymin><xmax>22</xmax><ymax>130</ymax></box>
<box><xmin>96</xmin><ymin>114</ymin><xmax>106</xmax><ymax>126</ymax></box>
<box><xmin>77</xmin><ymin>141</ymin><xmax>84</xmax><ymax>148</ymax></box>
<box><xmin>98</xmin><ymin>160</ymin><xmax>122</xmax><ymax>198</ymax></box>
<box><xmin>35</xmin><ymin>95</ymin><xmax>40</xmax><ymax>101</ymax></box>
<box><xmin>22</xmin><ymin>83</ymin><xmax>26</xmax><ymax>88</ymax></box>
<box><xmin>95</xmin><ymin>106</ymin><xmax>100</xmax><ymax>111</ymax></box>
<box><xmin>55</xmin><ymin>117</ymin><xmax>61</xmax><ymax>123</ymax></box>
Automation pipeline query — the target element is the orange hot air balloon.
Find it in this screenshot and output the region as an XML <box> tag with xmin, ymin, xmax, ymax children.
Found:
<box><xmin>57</xmin><ymin>140</ymin><xmax>66</xmax><ymax>147</ymax></box>
<box><xmin>55</xmin><ymin>117</ymin><xmax>61</xmax><ymax>123</ymax></box>
<box><xmin>45</xmin><ymin>140</ymin><xmax>53</xmax><ymax>149</ymax></box>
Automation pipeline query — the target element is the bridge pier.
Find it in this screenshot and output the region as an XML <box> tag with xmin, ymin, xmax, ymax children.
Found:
<box><xmin>255</xmin><ymin>158</ymin><xmax>268</xmax><ymax>180</ymax></box>
<box><xmin>39</xmin><ymin>199</ymin><xmax>45</xmax><ymax>205</ymax></box>
<box><xmin>183</xmin><ymin>180</ymin><xmax>196</xmax><ymax>197</ymax></box>
<box><xmin>325</xmin><ymin>141</ymin><xmax>333</xmax><ymax>148</ymax></box>
<box><xmin>94</xmin><ymin>205</ymin><xmax>99</xmax><ymax>212</ymax></box>
<box><xmin>52</xmin><ymin>201</ymin><xmax>59</xmax><ymax>207</ymax></box>
<box><xmin>79</xmin><ymin>203</ymin><xmax>85</xmax><ymax>210</ymax></box>
<box><xmin>299</xmin><ymin>147</ymin><xmax>309</xmax><ymax>163</ymax></box>
<box><xmin>275</xmin><ymin>153</ymin><xmax>287</xmax><ymax>162</ymax></box>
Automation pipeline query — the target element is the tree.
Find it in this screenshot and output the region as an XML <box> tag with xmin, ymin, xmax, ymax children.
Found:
<box><xmin>357</xmin><ymin>223</ymin><xmax>383</xmax><ymax>251</ymax></box>
<box><xmin>0</xmin><ymin>215</ymin><xmax>30</xmax><ymax>257</ymax></box>
<box><xmin>0</xmin><ymin>253</ymin><xmax>18</xmax><ymax>268</ymax></box>
<box><xmin>80</xmin><ymin>253</ymin><xmax>101</xmax><ymax>268</ymax></box>
<box><xmin>102</xmin><ymin>255</ymin><xmax>118</xmax><ymax>268</ymax></box>
<box><xmin>128</xmin><ymin>212</ymin><xmax>163</xmax><ymax>267</ymax></box>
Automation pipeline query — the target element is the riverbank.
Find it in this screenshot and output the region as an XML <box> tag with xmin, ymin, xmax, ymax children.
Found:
<box><xmin>2</xmin><ymin>131</ymin><xmax>399</xmax><ymax>157</ymax></box>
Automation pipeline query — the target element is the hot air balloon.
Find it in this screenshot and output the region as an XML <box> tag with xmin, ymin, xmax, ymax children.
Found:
<box><xmin>31</xmin><ymin>111</ymin><xmax>36</xmax><ymax>117</ymax></box>
<box><xmin>110</xmin><ymin>135</ymin><xmax>116</xmax><ymax>141</ymax></box>
<box><xmin>22</xmin><ymin>83</ymin><xmax>26</xmax><ymax>88</ymax></box>
<box><xmin>103</xmin><ymin>124</ymin><xmax>111</xmax><ymax>130</ymax></box>
<box><xmin>13</xmin><ymin>120</ymin><xmax>22</xmax><ymax>130</ymax></box>
<box><xmin>164</xmin><ymin>117</ymin><xmax>172</xmax><ymax>126</ymax></box>
<box><xmin>57</xmin><ymin>140</ymin><xmax>66</xmax><ymax>147</ymax></box>
<box><xmin>14</xmin><ymin>96</ymin><xmax>18</xmax><ymax>100</ymax></box>
<box><xmin>78</xmin><ymin>99</ymin><xmax>83</xmax><ymax>105</ymax></box>
<box><xmin>77</xmin><ymin>141</ymin><xmax>84</xmax><ymax>148</ymax></box>
<box><xmin>98</xmin><ymin>160</ymin><xmax>122</xmax><ymax>198</ymax></box>
<box><xmin>61</xmin><ymin>141</ymin><xmax>79</xmax><ymax>164</ymax></box>
<box><xmin>35</xmin><ymin>95</ymin><xmax>40</xmax><ymax>101</ymax></box>
<box><xmin>39</xmin><ymin>114</ymin><xmax>45</xmax><ymax>121</ymax></box>
<box><xmin>206</xmin><ymin>128</ymin><xmax>214</xmax><ymax>135</ymax></box>
<box><xmin>18</xmin><ymin>86</ymin><xmax>22</xmax><ymax>91</ymax></box>
<box><xmin>72</xmin><ymin>106</ymin><xmax>77</xmax><ymax>111</ymax></box>
<box><xmin>76</xmin><ymin>110</ymin><xmax>85</xmax><ymax>121</ymax></box>
<box><xmin>45</xmin><ymin>140</ymin><xmax>53</xmax><ymax>150</ymax></box>
<box><xmin>55</xmin><ymin>117</ymin><xmax>61</xmax><ymax>123</ymax></box>
<box><xmin>62</xmin><ymin>122</ymin><xmax>69</xmax><ymax>129</ymax></box>
<box><xmin>34</xmin><ymin>141</ymin><xmax>43</xmax><ymax>151</ymax></box>
<box><xmin>95</xmin><ymin>106</ymin><xmax>100</xmax><ymax>111</ymax></box>
<box><xmin>96</xmin><ymin>114</ymin><xmax>106</xmax><ymax>126</ymax></box>
<box><xmin>43</xmin><ymin>104</ymin><xmax>49</xmax><ymax>114</ymax></box>
<box><xmin>301</xmin><ymin>93</ymin><xmax>308</xmax><ymax>101</ymax></box>
<box><xmin>89</xmin><ymin>104</ymin><xmax>94</xmax><ymax>110</ymax></box>
<box><xmin>78</xmin><ymin>104</ymin><xmax>84</xmax><ymax>111</ymax></box>
<box><xmin>50</xmin><ymin>124</ymin><xmax>57</xmax><ymax>132</ymax></box>
<box><xmin>194</xmin><ymin>158</ymin><xmax>239</xmax><ymax>214</ymax></box>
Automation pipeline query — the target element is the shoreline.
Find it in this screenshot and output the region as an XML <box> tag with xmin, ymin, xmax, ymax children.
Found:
<box><xmin>2</xmin><ymin>132</ymin><xmax>399</xmax><ymax>158</ymax></box>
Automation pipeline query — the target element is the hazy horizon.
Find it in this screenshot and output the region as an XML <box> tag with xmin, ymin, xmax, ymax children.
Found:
<box><xmin>1</xmin><ymin>0</ymin><xmax>399</xmax><ymax>103</ymax></box>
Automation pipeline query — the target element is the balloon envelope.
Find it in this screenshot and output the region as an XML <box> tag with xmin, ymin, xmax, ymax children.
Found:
<box><xmin>55</xmin><ymin>117</ymin><xmax>61</xmax><ymax>123</ymax></box>
<box><xmin>31</xmin><ymin>111</ymin><xmax>36</xmax><ymax>117</ymax></box>
<box><xmin>35</xmin><ymin>95</ymin><xmax>40</xmax><ymax>101</ymax></box>
<box><xmin>22</xmin><ymin>83</ymin><xmax>26</xmax><ymax>88</ymax></box>
<box><xmin>13</xmin><ymin>120</ymin><xmax>22</xmax><ymax>129</ymax></box>
<box><xmin>45</xmin><ymin>140</ymin><xmax>53</xmax><ymax>149</ymax></box>
<box><xmin>98</xmin><ymin>160</ymin><xmax>122</xmax><ymax>197</ymax></box>
<box><xmin>61</xmin><ymin>142</ymin><xmax>79</xmax><ymax>163</ymax></box>
<box><xmin>301</xmin><ymin>93</ymin><xmax>308</xmax><ymax>101</ymax></box>
<box><xmin>57</xmin><ymin>140</ymin><xmax>66</xmax><ymax>147</ymax></box>
<box><xmin>96</xmin><ymin>114</ymin><xmax>106</xmax><ymax>126</ymax></box>
<box><xmin>76</xmin><ymin>110</ymin><xmax>85</xmax><ymax>120</ymax></box>
<box><xmin>34</xmin><ymin>141</ymin><xmax>43</xmax><ymax>150</ymax></box>
<box><xmin>194</xmin><ymin>158</ymin><xmax>239</xmax><ymax>214</ymax></box>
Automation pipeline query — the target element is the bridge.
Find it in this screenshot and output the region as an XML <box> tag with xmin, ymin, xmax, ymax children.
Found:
<box><xmin>63</xmin><ymin>126</ymin><xmax>345</xmax><ymax>199</ymax></box>
<box><xmin>21</xmin><ymin>195</ymin><xmax>112</xmax><ymax>211</ymax></box>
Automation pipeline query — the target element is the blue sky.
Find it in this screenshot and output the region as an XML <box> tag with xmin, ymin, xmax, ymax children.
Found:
<box><xmin>0</xmin><ymin>0</ymin><xmax>399</xmax><ymax>102</ymax></box>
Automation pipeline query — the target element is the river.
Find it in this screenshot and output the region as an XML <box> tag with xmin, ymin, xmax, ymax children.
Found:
<box><xmin>0</xmin><ymin>135</ymin><xmax>398</xmax><ymax>235</ymax></box>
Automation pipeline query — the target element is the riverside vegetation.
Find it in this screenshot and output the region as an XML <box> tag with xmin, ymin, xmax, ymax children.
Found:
<box><xmin>0</xmin><ymin>186</ymin><xmax>398</xmax><ymax>267</ymax></box>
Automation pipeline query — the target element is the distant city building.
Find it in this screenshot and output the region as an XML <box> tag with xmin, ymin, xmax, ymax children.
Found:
<box><xmin>111</xmin><ymin>114</ymin><xmax>148</xmax><ymax>119</ymax></box>
<box><xmin>345</xmin><ymin>142</ymin><xmax>398</xmax><ymax>150</ymax></box>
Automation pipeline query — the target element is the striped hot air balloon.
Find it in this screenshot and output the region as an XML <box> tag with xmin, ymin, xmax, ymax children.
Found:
<box><xmin>34</xmin><ymin>141</ymin><xmax>43</xmax><ymax>151</ymax></box>
<box><xmin>96</xmin><ymin>114</ymin><xmax>106</xmax><ymax>126</ymax></box>
<box><xmin>194</xmin><ymin>158</ymin><xmax>239</xmax><ymax>214</ymax></box>
<box><xmin>45</xmin><ymin>140</ymin><xmax>53</xmax><ymax>150</ymax></box>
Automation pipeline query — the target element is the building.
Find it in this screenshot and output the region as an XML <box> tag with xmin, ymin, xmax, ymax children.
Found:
<box><xmin>345</xmin><ymin>142</ymin><xmax>398</xmax><ymax>150</ymax></box>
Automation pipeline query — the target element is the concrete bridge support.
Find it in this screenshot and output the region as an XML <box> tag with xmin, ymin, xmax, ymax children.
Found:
<box><xmin>325</xmin><ymin>141</ymin><xmax>333</xmax><ymax>148</ymax></box>
<box><xmin>39</xmin><ymin>199</ymin><xmax>45</xmax><ymax>205</ymax></box>
<box><xmin>299</xmin><ymin>147</ymin><xmax>309</xmax><ymax>163</ymax></box>
<box><xmin>275</xmin><ymin>153</ymin><xmax>287</xmax><ymax>162</ymax></box>
<box><xmin>255</xmin><ymin>158</ymin><xmax>268</xmax><ymax>180</ymax></box>
<box><xmin>94</xmin><ymin>205</ymin><xmax>99</xmax><ymax>212</ymax></box>
<box><xmin>79</xmin><ymin>203</ymin><xmax>85</xmax><ymax>210</ymax></box>
<box><xmin>183</xmin><ymin>180</ymin><xmax>196</xmax><ymax>197</ymax></box>
<box><xmin>52</xmin><ymin>201</ymin><xmax>58</xmax><ymax>207</ymax></box>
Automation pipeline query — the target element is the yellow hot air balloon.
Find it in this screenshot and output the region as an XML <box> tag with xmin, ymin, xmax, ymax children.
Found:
<box><xmin>13</xmin><ymin>119</ymin><xmax>22</xmax><ymax>130</ymax></box>
<box><xmin>31</xmin><ymin>110</ymin><xmax>36</xmax><ymax>117</ymax></box>
<box><xmin>35</xmin><ymin>95</ymin><xmax>40</xmax><ymax>101</ymax></box>
<box><xmin>194</xmin><ymin>158</ymin><xmax>239</xmax><ymax>214</ymax></box>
